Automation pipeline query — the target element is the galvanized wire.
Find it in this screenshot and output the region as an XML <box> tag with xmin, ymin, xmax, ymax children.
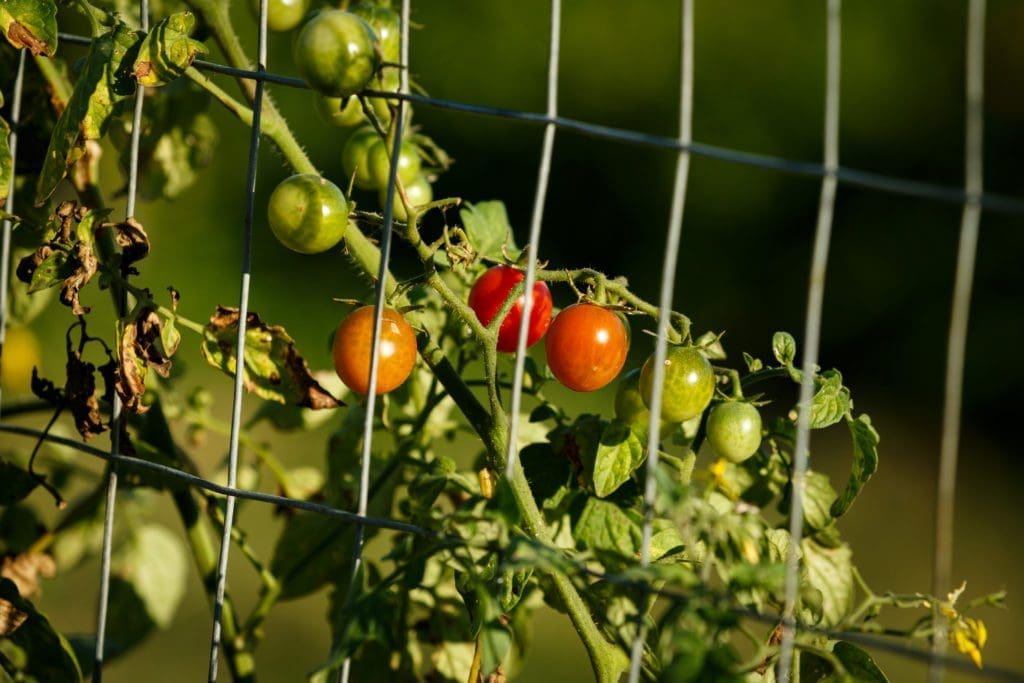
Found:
<box><xmin>503</xmin><ymin>0</ymin><xmax>560</xmax><ymax>480</ymax></box>
<box><xmin>776</xmin><ymin>1</ymin><xmax>841</xmax><ymax>680</ymax></box>
<box><xmin>628</xmin><ymin>1</ymin><xmax>693</xmax><ymax>681</ymax></box>
<box><xmin>93</xmin><ymin>3</ymin><xmax>149</xmax><ymax>679</ymax></box>
<box><xmin>931</xmin><ymin>0</ymin><xmax>986</xmax><ymax>680</ymax></box>
<box><xmin>339</xmin><ymin>2</ymin><xmax>412</xmax><ymax>681</ymax></box>
<box><xmin>206</xmin><ymin>0</ymin><xmax>268</xmax><ymax>679</ymax></box>
<box><xmin>0</xmin><ymin>48</ymin><xmax>26</xmax><ymax>418</ymax></box>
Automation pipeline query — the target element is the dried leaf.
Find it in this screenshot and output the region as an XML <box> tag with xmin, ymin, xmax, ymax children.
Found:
<box><xmin>65</xmin><ymin>350</ymin><xmax>107</xmax><ymax>439</ymax></box>
<box><xmin>0</xmin><ymin>598</ymin><xmax>28</xmax><ymax>636</ymax></box>
<box><xmin>116</xmin><ymin>308</ymin><xmax>180</xmax><ymax>414</ymax></box>
<box><xmin>131</xmin><ymin>11</ymin><xmax>206</xmax><ymax>87</ymax></box>
<box><xmin>201</xmin><ymin>306</ymin><xmax>343</xmax><ymax>409</ymax></box>
<box><xmin>1</xmin><ymin>553</ymin><xmax>56</xmax><ymax>599</ymax></box>
<box><xmin>103</xmin><ymin>217</ymin><xmax>150</xmax><ymax>273</ymax></box>
<box><xmin>0</xmin><ymin>0</ymin><xmax>58</xmax><ymax>57</ymax></box>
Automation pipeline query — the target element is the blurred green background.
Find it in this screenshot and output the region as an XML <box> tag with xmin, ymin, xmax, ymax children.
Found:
<box><xmin>4</xmin><ymin>0</ymin><xmax>1024</xmax><ymax>680</ymax></box>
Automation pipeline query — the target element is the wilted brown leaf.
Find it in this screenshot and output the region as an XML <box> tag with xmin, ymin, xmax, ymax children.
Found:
<box><xmin>0</xmin><ymin>598</ymin><xmax>27</xmax><ymax>636</ymax></box>
<box><xmin>66</xmin><ymin>350</ymin><xmax>107</xmax><ymax>439</ymax></box>
<box><xmin>1</xmin><ymin>553</ymin><xmax>56</xmax><ymax>599</ymax></box>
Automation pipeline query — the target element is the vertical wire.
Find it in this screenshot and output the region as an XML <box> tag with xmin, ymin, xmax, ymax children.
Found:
<box><xmin>92</xmin><ymin>4</ymin><xmax>148</xmax><ymax>679</ymax></box>
<box><xmin>930</xmin><ymin>0</ymin><xmax>985</xmax><ymax>680</ymax></box>
<box><xmin>0</xmin><ymin>49</ymin><xmax>27</xmax><ymax>417</ymax></box>
<box><xmin>338</xmin><ymin>1</ymin><xmax>411</xmax><ymax>681</ymax></box>
<box><xmin>627</xmin><ymin>0</ymin><xmax>693</xmax><ymax>680</ymax></box>
<box><xmin>776</xmin><ymin>1</ymin><xmax>841</xmax><ymax>680</ymax></box>
<box><xmin>503</xmin><ymin>0</ymin><xmax>560</xmax><ymax>479</ymax></box>
<box><xmin>207</xmin><ymin>0</ymin><xmax>268</xmax><ymax>679</ymax></box>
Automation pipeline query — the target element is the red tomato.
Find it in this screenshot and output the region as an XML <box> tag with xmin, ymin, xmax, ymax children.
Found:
<box><xmin>468</xmin><ymin>265</ymin><xmax>553</xmax><ymax>353</ymax></box>
<box><xmin>332</xmin><ymin>305</ymin><xmax>417</xmax><ymax>395</ymax></box>
<box><xmin>544</xmin><ymin>303</ymin><xmax>629</xmax><ymax>392</ymax></box>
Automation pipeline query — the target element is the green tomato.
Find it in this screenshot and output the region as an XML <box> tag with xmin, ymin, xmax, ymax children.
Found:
<box><xmin>350</xmin><ymin>3</ymin><xmax>401</xmax><ymax>63</ymax></box>
<box><xmin>640</xmin><ymin>345</ymin><xmax>715</xmax><ymax>423</ymax></box>
<box><xmin>614</xmin><ymin>368</ymin><xmax>677</xmax><ymax>440</ymax></box>
<box><xmin>294</xmin><ymin>10</ymin><xmax>379</xmax><ymax>98</ymax></box>
<box><xmin>367</xmin><ymin>138</ymin><xmax>422</xmax><ymax>190</ymax></box>
<box><xmin>706</xmin><ymin>401</ymin><xmax>762</xmax><ymax>463</ymax></box>
<box><xmin>380</xmin><ymin>174</ymin><xmax>432</xmax><ymax>222</ymax></box>
<box><xmin>341</xmin><ymin>126</ymin><xmax>381</xmax><ymax>190</ymax></box>
<box><xmin>315</xmin><ymin>94</ymin><xmax>364</xmax><ymax>128</ymax></box>
<box><xmin>267</xmin><ymin>174</ymin><xmax>349</xmax><ymax>254</ymax></box>
<box><xmin>250</xmin><ymin>0</ymin><xmax>309</xmax><ymax>32</ymax></box>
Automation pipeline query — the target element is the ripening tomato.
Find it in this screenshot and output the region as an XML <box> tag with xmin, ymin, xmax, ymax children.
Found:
<box><xmin>545</xmin><ymin>303</ymin><xmax>628</xmax><ymax>392</ymax></box>
<box><xmin>332</xmin><ymin>305</ymin><xmax>417</xmax><ymax>395</ymax></box>
<box><xmin>640</xmin><ymin>345</ymin><xmax>715</xmax><ymax>423</ymax></box>
<box><xmin>468</xmin><ymin>265</ymin><xmax>553</xmax><ymax>353</ymax></box>
<box><xmin>294</xmin><ymin>10</ymin><xmax>379</xmax><ymax>98</ymax></box>
<box><xmin>706</xmin><ymin>401</ymin><xmax>762</xmax><ymax>463</ymax></box>
<box><xmin>267</xmin><ymin>174</ymin><xmax>349</xmax><ymax>254</ymax></box>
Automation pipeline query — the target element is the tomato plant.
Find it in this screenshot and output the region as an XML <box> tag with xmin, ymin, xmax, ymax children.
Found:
<box><xmin>468</xmin><ymin>265</ymin><xmax>553</xmax><ymax>352</ymax></box>
<box><xmin>332</xmin><ymin>305</ymin><xmax>417</xmax><ymax>395</ymax></box>
<box><xmin>294</xmin><ymin>10</ymin><xmax>380</xmax><ymax>98</ymax></box>
<box><xmin>545</xmin><ymin>303</ymin><xmax>628</xmax><ymax>391</ymax></box>
<box><xmin>267</xmin><ymin>174</ymin><xmax>349</xmax><ymax>254</ymax></box>
<box><xmin>640</xmin><ymin>344</ymin><xmax>715</xmax><ymax>422</ymax></box>
<box><xmin>250</xmin><ymin>0</ymin><xmax>308</xmax><ymax>33</ymax></box>
<box><xmin>706</xmin><ymin>400</ymin><xmax>762</xmax><ymax>463</ymax></box>
<box><xmin>0</xmin><ymin>3</ymin><xmax>1002</xmax><ymax>683</ymax></box>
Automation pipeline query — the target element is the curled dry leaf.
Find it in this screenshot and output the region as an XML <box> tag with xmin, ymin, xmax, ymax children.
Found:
<box><xmin>103</xmin><ymin>216</ymin><xmax>151</xmax><ymax>274</ymax></box>
<box><xmin>117</xmin><ymin>308</ymin><xmax>180</xmax><ymax>414</ymax></box>
<box><xmin>201</xmin><ymin>306</ymin><xmax>343</xmax><ymax>409</ymax></box>
<box><xmin>1</xmin><ymin>553</ymin><xmax>57</xmax><ymax>600</ymax></box>
<box><xmin>65</xmin><ymin>350</ymin><xmax>107</xmax><ymax>439</ymax></box>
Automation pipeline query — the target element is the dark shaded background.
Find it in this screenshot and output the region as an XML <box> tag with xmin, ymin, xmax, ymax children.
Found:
<box><xmin>4</xmin><ymin>0</ymin><xmax>1024</xmax><ymax>680</ymax></box>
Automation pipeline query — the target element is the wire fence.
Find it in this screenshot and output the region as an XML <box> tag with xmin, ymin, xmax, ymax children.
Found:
<box><xmin>1</xmin><ymin>0</ymin><xmax>1022</xmax><ymax>681</ymax></box>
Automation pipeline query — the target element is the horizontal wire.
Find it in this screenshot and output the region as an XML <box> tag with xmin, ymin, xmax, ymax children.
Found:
<box><xmin>52</xmin><ymin>31</ymin><xmax>1024</xmax><ymax>216</ymax></box>
<box><xmin>2</xmin><ymin>421</ymin><xmax>1020</xmax><ymax>680</ymax></box>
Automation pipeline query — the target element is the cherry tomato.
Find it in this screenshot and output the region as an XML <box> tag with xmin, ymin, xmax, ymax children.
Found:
<box><xmin>332</xmin><ymin>305</ymin><xmax>417</xmax><ymax>395</ymax></box>
<box><xmin>544</xmin><ymin>303</ymin><xmax>628</xmax><ymax>392</ymax></box>
<box><xmin>468</xmin><ymin>265</ymin><xmax>553</xmax><ymax>353</ymax></box>
<box><xmin>267</xmin><ymin>174</ymin><xmax>349</xmax><ymax>254</ymax></box>
<box><xmin>706</xmin><ymin>401</ymin><xmax>762</xmax><ymax>463</ymax></box>
<box><xmin>250</xmin><ymin>0</ymin><xmax>309</xmax><ymax>32</ymax></box>
<box><xmin>639</xmin><ymin>345</ymin><xmax>715</xmax><ymax>423</ymax></box>
<box><xmin>341</xmin><ymin>126</ymin><xmax>381</xmax><ymax>190</ymax></box>
<box><xmin>350</xmin><ymin>3</ymin><xmax>400</xmax><ymax>63</ymax></box>
<box><xmin>380</xmin><ymin>174</ymin><xmax>432</xmax><ymax>222</ymax></box>
<box><xmin>367</xmin><ymin>138</ymin><xmax>422</xmax><ymax>191</ymax></box>
<box><xmin>294</xmin><ymin>10</ymin><xmax>379</xmax><ymax>98</ymax></box>
<box><xmin>315</xmin><ymin>94</ymin><xmax>364</xmax><ymax>128</ymax></box>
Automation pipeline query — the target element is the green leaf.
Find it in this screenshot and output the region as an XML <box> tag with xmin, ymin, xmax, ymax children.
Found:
<box><xmin>574</xmin><ymin>497</ymin><xmax>642</xmax><ymax>561</ymax></box>
<box><xmin>36</xmin><ymin>23</ymin><xmax>139</xmax><ymax>204</ymax></box>
<box><xmin>592</xmin><ymin>418</ymin><xmax>645</xmax><ymax>498</ymax></box>
<box><xmin>0</xmin><ymin>0</ymin><xmax>58</xmax><ymax>56</ymax></box>
<box><xmin>0</xmin><ymin>459</ymin><xmax>36</xmax><ymax>505</ymax></box>
<box><xmin>0</xmin><ymin>117</ymin><xmax>10</xmax><ymax>208</ymax></box>
<box><xmin>810</xmin><ymin>369</ymin><xmax>851</xmax><ymax>429</ymax></box>
<box><xmin>800</xmin><ymin>471</ymin><xmax>837</xmax><ymax>532</ymax></box>
<box><xmin>200</xmin><ymin>306</ymin><xmax>342</xmax><ymax>409</ymax></box>
<box><xmin>131</xmin><ymin>11</ymin><xmax>205</xmax><ymax>86</ymax></box>
<box><xmin>270</xmin><ymin>511</ymin><xmax>354</xmax><ymax>600</ymax></box>
<box><xmin>7</xmin><ymin>249</ymin><xmax>56</xmax><ymax>326</ymax></box>
<box><xmin>772</xmin><ymin>331</ymin><xmax>796</xmax><ymax>365</ymax></box>
<box><xmin>0</xmin><ymin>579</ymin><xmax>82</xmax><ymax>682</ymax></box>
<box><xmin>519</xmin><ymin>442</ymin><xmax>572</xmax><ymax>516</ymax></box>
<box><xmin>800</xmin><ymin>538</ymin><xmax>854</xmax><ymax>627</ymax></box>
<box><xmin>742</xmin><ymin>351</ymin><xmax>763</xmax><ymax>372</ymax></box>
<box><xmin>113</xmin><ymin>524</ymin><xmax>187</xmax><ymax>629</ymax></box>
<box><xmin>460</xmin><ymin>200</ymin><xmax>520</xmax><ymax>261</ymax></box>
<box><xmin>831</xmin><ymin>641</ymin><xmax>889</xmax><ymax>682</ymax></box>
<box><xmin>26</xmin><ymin>248</ymin><xmax>71</xmax><ymax>293</ymax></box>
<box><xmin>831</xmin><ymin>414</ymin><xmax>880</xmax><ymax>518</ymax></box>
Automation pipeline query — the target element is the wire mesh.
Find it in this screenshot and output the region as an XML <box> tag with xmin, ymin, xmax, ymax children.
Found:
<box><xmin>0</xmin><ymin>48</ymin><xmax>26</xmax><ymax>417</ymax></box>
<box><xmin>0</xmin><ymin>1</ymin><xmax>1019</xmax><ymax>681</ymax></box>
